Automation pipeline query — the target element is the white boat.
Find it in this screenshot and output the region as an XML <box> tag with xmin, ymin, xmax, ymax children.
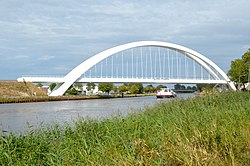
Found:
<box><xmin>156</xmin><ymin>88</ymin><xmax>176</xmax><ymax>98</ymax></box>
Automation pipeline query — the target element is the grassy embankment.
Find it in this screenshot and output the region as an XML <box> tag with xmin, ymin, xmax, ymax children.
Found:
<box><xmin>0</xmin><ymin>81</ymin><xmax>47</xmax><ymax>97</ymax></box>
<box><xmin>0</xmin><ymin>81</ymin><xmax>155</xmax><ymax>103</ymax></box>
<box><xmin>0</xmin><ymin>92</ymin><xmax>249</xmax><ymax>165</ymax></box>
<box><xmin>0</xmin><ymin>81</ymin><xmax>46</xmax><ymax>103</ymax></box>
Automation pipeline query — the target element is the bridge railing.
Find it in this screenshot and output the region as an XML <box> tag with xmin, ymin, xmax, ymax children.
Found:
<box><xmin>21</xmin><ymin>75</ymin><xmax>65</xmax><ymax>78</ymax></box>
<box><xmin>17</xmin><ymin>75</ymin><xmax>65</xmax><ymax>83</ymax></box>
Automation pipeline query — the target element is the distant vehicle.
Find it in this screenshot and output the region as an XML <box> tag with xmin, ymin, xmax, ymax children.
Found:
<box><xmin>156</xmin><ymin>88</ymin><xmax>176</xmax><ymax>98</ymax></box>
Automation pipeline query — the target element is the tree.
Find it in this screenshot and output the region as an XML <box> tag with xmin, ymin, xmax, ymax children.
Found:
<box><xmin>49</xmin><ymin>83</ymin><xmax>57</xmax><ymax>91</ymax></box>
<box><xmin>228</xmin><ymin>59</ymin><xmax>245</xmax><ymax>82</ymax></box>
<box><xmin>196</xmin><ymin>84</ymin><xmax>206</xmax><ymax>92</ymax></box>
<box><xmin>196</xmin><ymin>84</ymin><xmax>216</xmax><ymax>92</ymax></box>
<box><xmin>112</xmin><ymin>86</ymin><xmax>118</xmax><ymax>93</ymax></box>
<box><xmin>135</xmin><ymin>83</ymin><xmax>144</xmax><ymax>93</ymax></box>
<box><xmin>118</xmin><ymin>85</ymin><xmax>128</xmax><ymax>93</ymax></box>
<box><xmin>228</xmin><ymin>50</ymin><xmax>250</xmax><ymax>83</ymax></box>
<box><xmin>130</xmin><ymin>84</ymin><xmax>139</xmax><ymax>94</ymax></box>
<box><xmin>156</xmin><ymin>85</ymin><xmax>167</xmax><ymax>90</ymax></box>
<box><xmin>68</xmin><ymin>87</ymin><xmax>78</xmax><ymax>95</ymax></box>
<box><xmin>65</xmin><ymin>85</ymin><xmax>78</xmax><ymax>95</ymax></box>
<box><xmin>74</xmin><ymin>83</ymin><xmax>83</xmax><ymax>90</ymax></box>
<box><xmin>144</xmin><ymin>85</ymin><xmax>156</xmax><ymax>93</ymax></box>
<box><xmin>37</xmin><ymin>83</ymin><xmax>43</xmax><ymax>87</ymax></box>
<box><xmin>86</xmin><ymin>82</ymin><xmax>95</xmax><ymax>91</ymax></box>
<box><xmin>126</xmin><ymin>83</ymin><xmax>144</xmax><ymax>94</ymax></box>
<box><xmin>98</xmin><ymin>83</ymin><xmax>113</xmax><ymax>94</ymax></box>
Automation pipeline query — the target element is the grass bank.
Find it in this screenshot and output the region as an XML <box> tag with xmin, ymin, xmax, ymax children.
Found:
<box><xmin>0</xmin><ymin>81</ymin><xmax>46</xmax><ymax>97</ymax></box>
<box><xmin>0</xmin><ymin>92</ymin><xmax>249</xmax><ymax>165</ymax></box>
<box><xmin>0</xmin><ymin>93</ymin><xmax>155</xmax><ymax>104</ymax></box>
<box><xmin>0</xmin><ymin>95</ymin><xmax>110</xmax><ymax>104</ymax></box>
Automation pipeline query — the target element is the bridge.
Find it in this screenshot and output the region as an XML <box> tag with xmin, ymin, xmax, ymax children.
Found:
<box><xmin>17</xmin><ymin>41</ymin><xmax>236</xmax><ymax>96</ymax></box>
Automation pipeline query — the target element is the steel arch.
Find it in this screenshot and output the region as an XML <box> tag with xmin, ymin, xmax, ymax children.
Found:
<box><xmin>50</xmin><ymin>41</ymin><xmax>236</xmax><ymax>96</ymax></box>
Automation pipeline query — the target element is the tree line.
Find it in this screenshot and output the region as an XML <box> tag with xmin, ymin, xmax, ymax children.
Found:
<box><xmin>49</xmin><ymin>82</ymin><xmax>199</xmax><ymax>96</ymax></box>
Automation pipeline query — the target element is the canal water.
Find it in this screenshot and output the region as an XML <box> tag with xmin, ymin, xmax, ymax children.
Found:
<box><xmin>0</xmin><ymin>94</ymin><xmax>195</xmax><ymax>133</ymax></box>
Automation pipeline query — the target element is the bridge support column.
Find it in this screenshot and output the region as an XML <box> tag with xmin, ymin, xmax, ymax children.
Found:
<box><xmin>228</xmin><ymin>81</ymin><xmax>237</xmax><ymax>91</ymax></box>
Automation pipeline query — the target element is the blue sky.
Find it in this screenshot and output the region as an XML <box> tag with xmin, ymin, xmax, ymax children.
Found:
<box><xmin>0</xmin><ymin>0</ymin><xmax>250</xmax><ymax>80</ymax></box>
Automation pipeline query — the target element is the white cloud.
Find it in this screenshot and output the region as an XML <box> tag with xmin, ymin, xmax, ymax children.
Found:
<box><xmin>8</xmin><ymin>55</ymin><xmax>30</xmax><ymax>60</ymax></box>
<box><xmin>0</xmin><ymin>0</ymin><xmax>250</xmax><ymax>79</ymax></box>
<box><xmin>38</xmin><ymin>55</ymin><xmax>55</xmax><ymax>61</ymax></box>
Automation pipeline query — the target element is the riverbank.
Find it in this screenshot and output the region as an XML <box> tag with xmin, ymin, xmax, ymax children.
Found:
<box><xmin>0</xmin><ymin>81</ymin><xmax>47</xmax><ymax>97</ymax></box>
<box><xmin>0</xmin><ymin>93</ymin><xmax>155</xmax><ymax>104</ymax></box>
<box><xmin>0</xmin><ymin>95</ymin><xmax>112</xmax><ymax>104</ymax></box>
<box><xmin>0</xmin><ymin>91</ymin><xmax>249</xmax><ymax>165</ymax></box>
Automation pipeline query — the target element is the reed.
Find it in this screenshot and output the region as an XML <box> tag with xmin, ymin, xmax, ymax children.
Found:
<box><xmin>0</xmin><ymin>92</ymin><xmax>249</xmax><ymax>165</ymax></box>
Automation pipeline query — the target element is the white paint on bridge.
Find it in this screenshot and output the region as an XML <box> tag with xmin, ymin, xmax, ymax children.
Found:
<box><xmin>17</xmin><ymin>76</ymin><xmax>228</xmax><ymax>84</ymax></box>
<box><xmin>17</xmin><ymin>41</ymin><xmax>237</xmax><ymax>96</ymax></box>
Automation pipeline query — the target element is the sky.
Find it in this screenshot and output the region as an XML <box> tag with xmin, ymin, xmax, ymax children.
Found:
<box><xmin>0</xmin><ymin>0</ymin><xmax>250</xmax><ymax>80</ymax></box>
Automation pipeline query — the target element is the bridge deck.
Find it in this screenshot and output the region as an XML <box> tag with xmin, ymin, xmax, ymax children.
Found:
<box><xmin>17</xmin><ymin>76</ymin><xmax>228</xmax><ymax>84</ymax></box>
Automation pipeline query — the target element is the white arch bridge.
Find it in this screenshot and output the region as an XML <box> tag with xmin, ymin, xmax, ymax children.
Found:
<box><xmin>17</xmin><ymin>41</ymin><xmax>236</xmax><ymax>96</ymax></box>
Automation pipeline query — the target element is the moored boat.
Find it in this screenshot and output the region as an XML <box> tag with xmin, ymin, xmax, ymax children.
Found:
<box><xmin>156</xmin><ymin>88</ymin><xmax>176</xmax><ymax>98</ymax></box>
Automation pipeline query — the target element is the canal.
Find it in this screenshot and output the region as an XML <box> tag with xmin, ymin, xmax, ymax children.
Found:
<box><xmin>0</xmin><ymin>94</ymin><xmax>195</xmax><ymax>133</ymax></box>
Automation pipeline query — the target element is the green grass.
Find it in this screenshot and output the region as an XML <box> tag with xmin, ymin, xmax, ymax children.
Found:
<box><xmin>0</xmin><ymin>92</ymin><xmax>249</xmax><ymax>165</ymax></box>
